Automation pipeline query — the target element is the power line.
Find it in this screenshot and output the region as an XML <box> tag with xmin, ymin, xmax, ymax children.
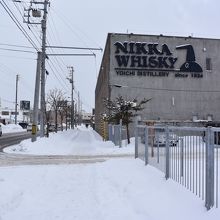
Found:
<box><xmin>0</xmin><ymin>54</ymin><xmax>35</xmax><ymax>60</ymax></box>
<box><xmin>46</xmin><ymin>53</ymin><xmax>95</xmax><ymax>56</ymax></box>
<box><xmin>1</xmin><ymin>98</ymin><xmax>15</xmax><ymax>104</ymax></box>
<box><xmin>51</xmin><ymin>7</ymin><xmax>102</xmax><ymax>54</ymax></box>
<box><xmin>0</xmin><ymin>62</ymin><xmax>34</xmax><ymax>93</ymax></box>
<box><xmin>0</xmin><ymin>42</ymin><xmax>34</xmax><ymax>49</ymax></box>
<box><xmin>27</xmin><ymin>24</ymin><xmax>42</xmax><ymax>46</ymax></box>
<box><xmin>12</xmin><ymin>0</ymin><xmax>24</xmax><ymax>18</ymax></box>
<box><xmin>46</xmin><ymin>41</ymin><xmax>72</xmax><ymax>90</ymax></box>
<box><xmin>46</xmin><ymin>60</ymin><xmax>70</xmax><ymax>92</ymax></box>
<box><xmin>47</xmin><ymin>14</ymin><xmax>67</xmax><ymax>67</ymax></box>
<box><xmin>46</xmin><ymin>39</ymin><xmax>70</xmax><ymax>87</ymax></box>
<box><xmin>46</xmin><ymin>45</ymin><xmax>102</xmax><ymax>51</ymax></box>
<box><xmin>14</xmin><ymin>0</ymin><xmax>42</xmax><ymax>48</ymax></box>
<box><xmin>0</xmin><ymin>47</ymin><xmax>36</xmax><ymax>53</ymax></box>
<box><xmin>0</xmin><ymin>0</ymin><xmax>39</xmax><ymax>51</ymax></box>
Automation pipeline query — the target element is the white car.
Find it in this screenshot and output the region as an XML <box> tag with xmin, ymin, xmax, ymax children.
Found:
<box><xmin>27</xmin><ymin>124</ymin><xmax>32</xmax><ymax>132</ymax></box>
<box><xmin>154</xmin><ymin>132</ymin><xmax>178</xmax><ymax>146</ymax></box>
<box><xmin>0</xmin><ymin>124</ymin><xmax>2</xmax><ymax>136</ymax></box>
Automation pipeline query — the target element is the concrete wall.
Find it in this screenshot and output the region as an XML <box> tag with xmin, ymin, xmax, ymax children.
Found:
<box><xmin>95</xmin><ymin>33</ymin><xmax>220</xmax><ymax>136</ymax></box>
<box><xmin>95</xmin><ymin>34</ymin><xmax>111</xmax><ymax>134</ymax></box>
<box><xmin>109</xmin><ymin>33</ymin><xmax>220</xmax><ymax>122</ymax></box>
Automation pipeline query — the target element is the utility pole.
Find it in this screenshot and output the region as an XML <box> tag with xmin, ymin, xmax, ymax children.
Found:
<box><xmin>15</xmin><ymin>74</ymin><xmax>19</xmax><ymax>125</ymax></box>
<box><xmin>23</xmin><ymin>0</ymin><xmax>50</xmax><ymax>137</ymax></box>
<box><xmin>21</xmin><ymin>0</ymin><xmax>100</xmax><ymax>133</ymax></box>
<box><xmin>67</xmin><ymin>66</ymin><xmax>74</xmax><ymax>129</ymax></box>
<box><xmin>32</xmin><ymin>52</ymin><xmax>42</xmax><ymax>142</ymax></box>
<box><xmin>40</xmin><ymin>0</ymin><xmax>49</xmax><ymax>137</ymax></box>
<box><xmin>78</xmin><ymin>91</ymin><xmax>81</xmax><ymax>125</ymax></box>
<box><xmin>74</xmin><ymin>101</ymin><xmax>77</xmax><ymax>125</ymax></box>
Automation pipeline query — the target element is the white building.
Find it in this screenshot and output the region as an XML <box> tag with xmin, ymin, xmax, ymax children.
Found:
<box><xmin>0</xmin><ymin>107</ymin><xmax>31</xmax><ymax>124</ymax></box>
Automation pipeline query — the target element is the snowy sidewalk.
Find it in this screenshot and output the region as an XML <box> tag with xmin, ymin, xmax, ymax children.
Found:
<box><xmin>0</xmin><ymin>126</ymin><xmax>219</xmax><ymax>220</ymax></box>
<box><xmin>0</xmin><ymin>159</ymin><xmax>218</xmax><ymax>220</ymax></box>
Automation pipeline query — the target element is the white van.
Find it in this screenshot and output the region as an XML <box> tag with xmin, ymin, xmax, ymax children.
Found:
<box><xmin>0</xmin><ymin>124</ymin><xmax>2</xmax><ymax>136</ymax></box>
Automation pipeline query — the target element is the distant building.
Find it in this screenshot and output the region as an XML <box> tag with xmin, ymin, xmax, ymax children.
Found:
<box><xmin>81</xmin><ymin>111</ymin><xmax>93</xmax><ymax>125</ymax></box>
<box><xmin>95</xmin><ymin>33</ymin><xmax>220</xmax><ymax>135</ymax></box>
<box><xmin>0</xmin><ymin>107</ymin><xmax>31</xmax><ymax>124</ymax></box>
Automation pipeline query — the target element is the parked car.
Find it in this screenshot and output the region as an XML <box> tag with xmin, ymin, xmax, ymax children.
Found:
<box><xmin>19</xmin><ymin>122</ymin><xmax>28</xmax><ymax>129</ymax></box>
<box><xmin>203</xmin><ymin>121</ymin><xmax>220</xmax><ymax>145</ymax></box>
<box><xmin>27</xmin><ymin>124</ymin><xmax>32</xmax><ymax>132</ymax></box>
<box><xmin>48</xmin><ymin>124</ymin><xmax>56</xmax><ymax>132</ymax></box>
<box><xmin>154</xmin><ymin>132</ymin><xmax>178</xmax><ymax>146</ymax></box>
<box><xmin>0</xmin><ymin>124</ymin><xmax>2</xmax><ymax>136</ymax></box>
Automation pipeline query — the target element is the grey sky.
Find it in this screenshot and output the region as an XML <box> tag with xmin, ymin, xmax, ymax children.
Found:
<box><xmin>0</xmin><ymin>0</ymin><xmax>219</xmax><ymax>112</ymax></box>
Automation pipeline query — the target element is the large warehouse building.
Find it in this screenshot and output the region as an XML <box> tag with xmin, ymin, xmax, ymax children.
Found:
<box><xmin>95</xmin><ymin>33</ymin><xmax>220</xmax><ymax>135</ymax></box>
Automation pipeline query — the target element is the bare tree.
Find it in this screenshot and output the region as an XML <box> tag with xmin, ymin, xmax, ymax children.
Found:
<box><xmin>47</xmin><ymin>88</ymin><xmax>66</xmax><ymax>132</ymax></box>
<box><xmin>63</xmin><ymin>104</ymin><xmax>71</xmax><ymax>130</ymax></box>
<box><xmin>58</xmin><ymin>100</ymin><xmax>68</xmax><ymax>131</ymax></box>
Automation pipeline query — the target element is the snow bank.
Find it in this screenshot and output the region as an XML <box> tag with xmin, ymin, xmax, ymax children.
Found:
<box><xmin>1</xmin><ymin>123</ymin><xmax>24</xmax><ymax>134</ymax></box>
<box><xmin>4</xmin><ymin>126</ymin><xmax>134</xmax><ymax>155</ymax></box>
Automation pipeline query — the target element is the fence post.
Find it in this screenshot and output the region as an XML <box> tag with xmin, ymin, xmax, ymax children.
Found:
<box><xmin>108</xmin><ymin>124</ymin><xmax>112</xmax><ymax>142</ymax></box>
<box><xmin>112</xmin><ymin>126</ymin><xmax>116</xmax><ymax>145</ymax></box>
<box><xmin>205</xmin><ymin>127</ymin><xmax>215</xmax><ymax>210</ymax></box>
<box><xmin>165</xmin><ymin>126</ymin><xmax>170</xmax><ymax>180</ymax></box>
<box><xmin>180</xmin><ymin>138</ymin><xmax>184</xmax><ymax>177</ymax></box>
<box><xmin>119</xmin><ymin>119</ymin><xmax>122</xmax><ymax>148</ymax></box>
<box><xmin>135</xmin><ymin>117</ymin><xmax>139</xmax><ymax>159</ymax></box>
<box><xmin>115</xmin><ymin>125</ymin><xmax>119</xmax><ymax>146</ymax></box>
<box><xmin>144</xmin><ymin>126</ymin><xmax>149</xmax><ymax>165</ymax></box>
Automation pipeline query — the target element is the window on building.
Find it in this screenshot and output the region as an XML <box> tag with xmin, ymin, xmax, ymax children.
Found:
<box><xmin>1</xmin><ymin>111</ymin><xmax>9</xmax><ymax>115</ymax></box>
<box><xmin>11</xmin><ymin>112</ymin><xmax>19</xmax><ymax>115</ymax></box>
<box><xmin>192</xmin><ymin>115</ymin><xmax>198</xmax><ymax>122</ymax></box>
<box><xmin>207</xmin><ymin>115</ymin><xmax>213</xmax><ymax>121</ymax></box>
<box><xmin>206</xmin><ymin>58</ymin><xmax>212</xmax><ymax>71</ymax></box>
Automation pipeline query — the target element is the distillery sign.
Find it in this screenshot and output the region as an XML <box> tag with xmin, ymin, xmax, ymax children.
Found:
<box><xmin>114</xmin><ymin>41</ymin><xmax>203</xmax><ymax>78</ymax></box>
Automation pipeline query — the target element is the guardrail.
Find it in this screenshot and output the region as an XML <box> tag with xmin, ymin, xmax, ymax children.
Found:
<box><xmin>135</xmin><ymin>125</ymin><xmax>220</xmax><ymax>210</ymax></box>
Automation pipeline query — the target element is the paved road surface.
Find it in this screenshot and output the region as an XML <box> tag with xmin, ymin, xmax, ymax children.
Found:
<box><xmin>0</xmin><ymin>153</ymin><xmax>133</xmax><ymax>167</ymax></box>
<box><xmin>0</xmin><ymin>132</ymin><xmax>32</xmax><ymax>151</ymax></box>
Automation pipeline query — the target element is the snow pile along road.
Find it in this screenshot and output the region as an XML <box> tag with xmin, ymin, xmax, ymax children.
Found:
<box><xmin>1</xmin><ymin>123</ymin><xmax>24</xmax><ymax>134</ymax></box>
<box><xmin>4</xmin><ymin>126</ymin><xmax>134</xmax><ymax>156</ymax></box>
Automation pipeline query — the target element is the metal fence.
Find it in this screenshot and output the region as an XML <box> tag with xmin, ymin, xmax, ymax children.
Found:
<box><xmin>135</xmin><ymin>124</ymin><xmax>220</xmax><ymax>210</ymax></box>
<box><xmin>108</xmin><ymin>123</ymin><xmax>127</xmax><ymax>147</ymax></box>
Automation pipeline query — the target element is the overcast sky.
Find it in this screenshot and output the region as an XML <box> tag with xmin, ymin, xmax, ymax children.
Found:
<box><xmin>0</xmin><ymin>0</ymin><xmax>219</xmax><ymax>113</ymax></box>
